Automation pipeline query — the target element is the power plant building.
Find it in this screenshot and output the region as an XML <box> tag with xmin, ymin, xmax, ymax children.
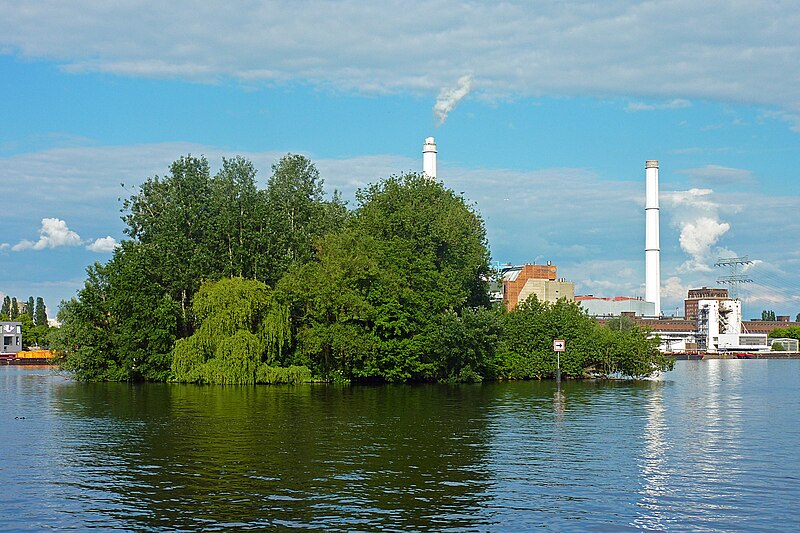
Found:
<box><xmin>501</xmin><ymin>263</ymin><xmax>574</xmax><ymax>310</ymax></box>
<box><xmin>575</xmin><ymin>296</ymin><xmax>655</xmax><ymax>317</ymax></box>
<box><xmin>684</xmin><ymin>287</ymin><xmax>729</xmax><ymax>320</ymax></box>
<box><xmin>695</xmin><ymin>299</ymin><xmax>769</xmax><ymax>353</ymax></box>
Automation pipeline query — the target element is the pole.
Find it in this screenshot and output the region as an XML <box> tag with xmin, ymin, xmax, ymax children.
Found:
<box><xmin>556</xmin><ymin>350</ymin><xmax>561</xmax><ymax>383</ymax></box>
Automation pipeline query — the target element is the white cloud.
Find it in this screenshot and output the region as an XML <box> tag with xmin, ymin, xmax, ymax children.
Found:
<box><xmin>678</xmin><ymin>165</ymin><xmax>755</xmax><ymax>186</ymax></box>
<box><xmin>433</xmin><ymin>75</ymin><xmax>473</xmax><ymax>126</ymax></box>
<box><xmin>1</xmin><ymin>2</ymin><xmax>799</xmax><ymax>117</ymax></box>
<box><xmin>626</xmin><ymin>99</ymin><xmax>692</xmax><ymax>112</ymax></box>
<box><xmin>86</xmin><ymin>236</ymin><xmax>117</xmax><ymax>253</ymax></box>
<box><xmin>662</xmin><ymin>276</ymin><xmax>690</xmax><ymax>302</ymax></box>
<box><xmin>12</xmin><ymin>218</ymin><xmax>82</xmax><ymax>251</ymax></box>
<box><xmin>762</xmin><ymin>111</ymin><xmax>800</xmax><ymax>132</ymax></box>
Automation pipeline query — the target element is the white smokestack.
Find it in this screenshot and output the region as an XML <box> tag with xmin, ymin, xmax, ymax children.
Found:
<box><xmin>645</xmin><ymin>160</ymin><xmax>661</xmax><ymax>316</ymax></box>
<box><xmin>423</xmin><ymin>137</ymin><xmax>437</xmax><ymax>179</ymax></box>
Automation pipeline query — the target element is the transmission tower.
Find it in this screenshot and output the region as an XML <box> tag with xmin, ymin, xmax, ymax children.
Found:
<box><xmin>715</xmin><ymin>256</ymin><xmax>753</xmax><ymax>300</ymax></box>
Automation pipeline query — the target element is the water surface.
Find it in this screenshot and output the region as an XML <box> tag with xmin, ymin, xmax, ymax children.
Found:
<box><xmin>2</xmin><ymin>360</ymin><xmax>799</xmax><ymax>530</ymax></box>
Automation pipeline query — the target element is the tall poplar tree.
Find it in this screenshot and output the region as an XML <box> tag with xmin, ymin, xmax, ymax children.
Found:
<box><xmin>34</xmin><ymin>297</ymin><xmax>47</xmax><ymax>326</ymax></box>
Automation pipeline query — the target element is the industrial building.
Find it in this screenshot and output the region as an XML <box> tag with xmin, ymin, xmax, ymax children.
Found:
<box><xmin>575</xmin><ymin>296</ymin><xmax>655</xmax><ymax>317</ymax></box>
<box><xmin>499</xmin><ymin>263</ymin><xmax>574</xmax><ymax>311</ymax></box>
<box><xmin>685</xmin><ymin>287</ymin><xmax>729</xmax><ymax>320</ymax></box>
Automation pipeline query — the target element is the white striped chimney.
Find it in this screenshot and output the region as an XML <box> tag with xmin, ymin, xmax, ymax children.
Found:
<box><xmin>645</xmin><ymin>160</ymin><xmax>661</xmax><ymax>317</ymax></box>
<box><xmin>423</xmin><ymin>136</ymin><xmax>437</xmax><ymax>179</ymax></box>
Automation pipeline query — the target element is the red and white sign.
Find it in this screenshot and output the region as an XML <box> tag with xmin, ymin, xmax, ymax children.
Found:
<box><xmin>553</xmin><ymin>339</ymin><xmax>565</xmax><ymax>352</ymax></box>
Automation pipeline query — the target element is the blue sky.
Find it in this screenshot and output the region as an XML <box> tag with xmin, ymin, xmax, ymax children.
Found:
<box><xmin>1</xmin><ymin>0</ymin><xmax>799</xmax><ymax>319</ymax></box>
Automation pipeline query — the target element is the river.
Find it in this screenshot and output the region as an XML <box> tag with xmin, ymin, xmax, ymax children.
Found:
<box><xmin>1</xmin><ymin>360</ymin><xmax>799</xmax><ymax>531</ymax></box>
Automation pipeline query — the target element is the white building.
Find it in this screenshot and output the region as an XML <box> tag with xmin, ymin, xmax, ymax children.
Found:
<box><xmin>696</xmin><ymin>299</ymin><xmax>769</xmax><ymax>353</ymax></box>
<box><xmin>1</xmin><ymin>321</ymin><xmax>23</xmax><ymax>354</ymax></box>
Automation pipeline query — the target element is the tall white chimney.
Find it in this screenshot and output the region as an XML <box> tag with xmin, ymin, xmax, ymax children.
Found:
<box><xmin>423</xmin><ymin>136</ymin><xmax>437</xmax><ymax>179</ymax></box>
<box><xmin>645</xmin><ymin>160</ymin><xmax>661</xmax><ymax>316</ymax></box>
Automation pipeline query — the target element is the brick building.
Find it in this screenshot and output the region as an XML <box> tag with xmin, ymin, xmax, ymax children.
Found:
<box><xmin>502</xmin><ymin>263</ymin><xmax>574</xmax><ymax>311</ymax></box>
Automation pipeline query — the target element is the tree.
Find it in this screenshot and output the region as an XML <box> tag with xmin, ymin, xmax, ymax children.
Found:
<box><xmin>500</xmin><ymin>296</ymin><xmax>597</xmax><ymax>379</ymax></box>
<box><xmin>10</xmin><ymin>297</ymin><xmax>18</xmax><ymax>319</ymax></box>
<box><xmin>768</xmin><ymin>326</ymin><xmax>800</xmax><ymax>341</ymax></box>
<box><xmin>26</xmin><ymin>297</ymin><xmax>34</xmax><ymax>320</ymax></box>
<box><xmin>796</xmin><ymin>312</ymin><xmax>800</xmax><ymax>322</ymax></box>
<box><xmin>499</xmin><ymin>295</ymin><xmax>672</xmax><ymax>379</ymax></box>
<box><xmin>262</xmin><ymin>154</ymin><xmax>344</xmax><ymax>285</ymax></box>
<box><xmin>122</xmin><ymin>155</ymin><xmax>215</xmax><ymax>332</ymax></box>
<box><xmin>34</xmin><ymin>297</ymin><xmax>47</xmax><ymax>326</ymax></box>
<box><xmin>58</xmin><ymin>154</ymin><xmax>342</xmax><ymax>381</ymax></box>
<box><xmin>171</xmin><ymin>277</ymin><xmax>304</xmax><ymax>384</ymax></box>
<box><xmin>605</xmin><ymin>315</ymin><xmax>637</xmax><ymax>332</ymax></box>
<box><xmin>420</xmin><ymin>306</ymin><xmax>505</xmax><ymax>382</ymax></box>
<box><xmin>282</xmin><ymin>173</ymin><xmax>492</xmax><ymax>382</ymax></box>
<box><xmin>0</xmin><ymin>296</ymin><xmax>9</xmax><ymax>319</ymax></box>
<box><xmin>51</xmin><ymin>263</ymin><xmax>119</xmax><ymax>381</ymax></box>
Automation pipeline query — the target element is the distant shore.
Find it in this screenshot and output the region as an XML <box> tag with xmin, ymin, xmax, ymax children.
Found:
<box><xmin>669</xmin><ymin>352</ymin><xmax>800</xmax><ymax>360</ymax></box>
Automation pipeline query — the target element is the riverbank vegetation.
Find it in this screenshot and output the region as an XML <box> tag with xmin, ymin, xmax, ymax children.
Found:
<box><xmin>53</xmin><ymin>154</ymin><xmax>673</xmax><ymax>384</ymax></box>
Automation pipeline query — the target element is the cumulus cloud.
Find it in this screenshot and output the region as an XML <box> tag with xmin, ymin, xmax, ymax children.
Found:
<box><xmin>12</xmin><ymin>218</ymin><xmax>82</xmax><ymax>251</ymax></box>
<box><xmin>626</xmin><ymin>99</ymin><xmax>692</xmax><ymax>112</ymax></box>
<box><xmin>86</xmin><ymin>236</ymin><xmax>117</xmax><ymax>253</ymax></box>
<box><xmin>1</xmin><ymin>2</ymin><xmax>799</xmax><ymax>117</ymax></box>
<box><xmin>433</xmin><ymin>75</ymin><xmax>473</xmax><ymax>126</ymax></box>
<box><xmin>662</xmin><ymin>276</ymin><xmax>690</xmax><ymax>301</ymax></box>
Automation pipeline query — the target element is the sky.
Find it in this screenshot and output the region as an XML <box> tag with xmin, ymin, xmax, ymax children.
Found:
<box><xmin>1</xmin><ymin>0</ymin><xmax>799</xmax><ymax>320</ymax></box>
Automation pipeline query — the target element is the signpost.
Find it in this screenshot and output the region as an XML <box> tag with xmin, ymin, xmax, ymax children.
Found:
<box><xmin>553</xmin><ymin>339</ymin><xmax>565</xmax><ymax>383</ymax></box>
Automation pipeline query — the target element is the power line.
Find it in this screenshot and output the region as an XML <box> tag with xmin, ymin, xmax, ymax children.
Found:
<box><xmin>715</xmin><ymin>256</ymin><xmax>753</xmax><ymax>300</ymax></box>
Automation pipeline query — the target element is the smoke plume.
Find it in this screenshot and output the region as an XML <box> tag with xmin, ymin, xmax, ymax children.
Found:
<box><xmin>433</xmin><ymin>74</ymin><xmax>473</xmax><ymax>126</ymax></box>
<box><xmin>663</xmin><ymin>188</ymin><xmax>732</xmax><ymax>273</ymax></box>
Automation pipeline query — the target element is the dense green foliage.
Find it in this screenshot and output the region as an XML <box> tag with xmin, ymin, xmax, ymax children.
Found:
<box><xmin>499</xmin><ymin>297</ymin><xmax>672</xmax><ymax>379</ymax></box>
<box><xmin>768</xmin><ymin>325</ymin><xmax>800</xmax><ymax>341</ymax></box>
<box><xmin>54</xmin><ymin>154</ymin><xmax>672</xmax><ymax>384</ymax></box>
<box><xmin>53</xmin><ymin>154</ymin><xmax>343</xmax><ymax>382</ymax></box>
<box><xmin>280</xmin><ymin>173</ymin><xmax>492</xmax><ymax>382</ymax></box>
<box><xmin>34</xmin><ymin>297</ymin><xmax>47</xmax><ymax>326</ymax></box>
<box><xmin>171</xmin><ymin>277</ymin><xmax>306</xmax><ymax>384</ymax></box>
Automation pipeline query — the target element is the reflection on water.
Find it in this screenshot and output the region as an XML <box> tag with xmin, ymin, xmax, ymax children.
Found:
<box><xmin>636</xmin><ymin>381</ymin><xmax>670</xmax><ymax>530</ymax></box>
<box><xmin>2</xmin><ymin>362</ymin><xmax>800</xmax><ymax>530</ymax></box>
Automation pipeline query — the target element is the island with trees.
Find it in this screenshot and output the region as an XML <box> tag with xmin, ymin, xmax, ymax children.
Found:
<box><xmin>52</xmin><ymin>154</ymin><xmax>673</xmax><ymax>383</ymax></box>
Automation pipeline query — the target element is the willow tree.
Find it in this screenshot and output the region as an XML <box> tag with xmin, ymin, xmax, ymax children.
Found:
<box><xmin>171</xmin><ymin>277</ymin><xmax>307</xmax><ymax>384</ymax></box>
